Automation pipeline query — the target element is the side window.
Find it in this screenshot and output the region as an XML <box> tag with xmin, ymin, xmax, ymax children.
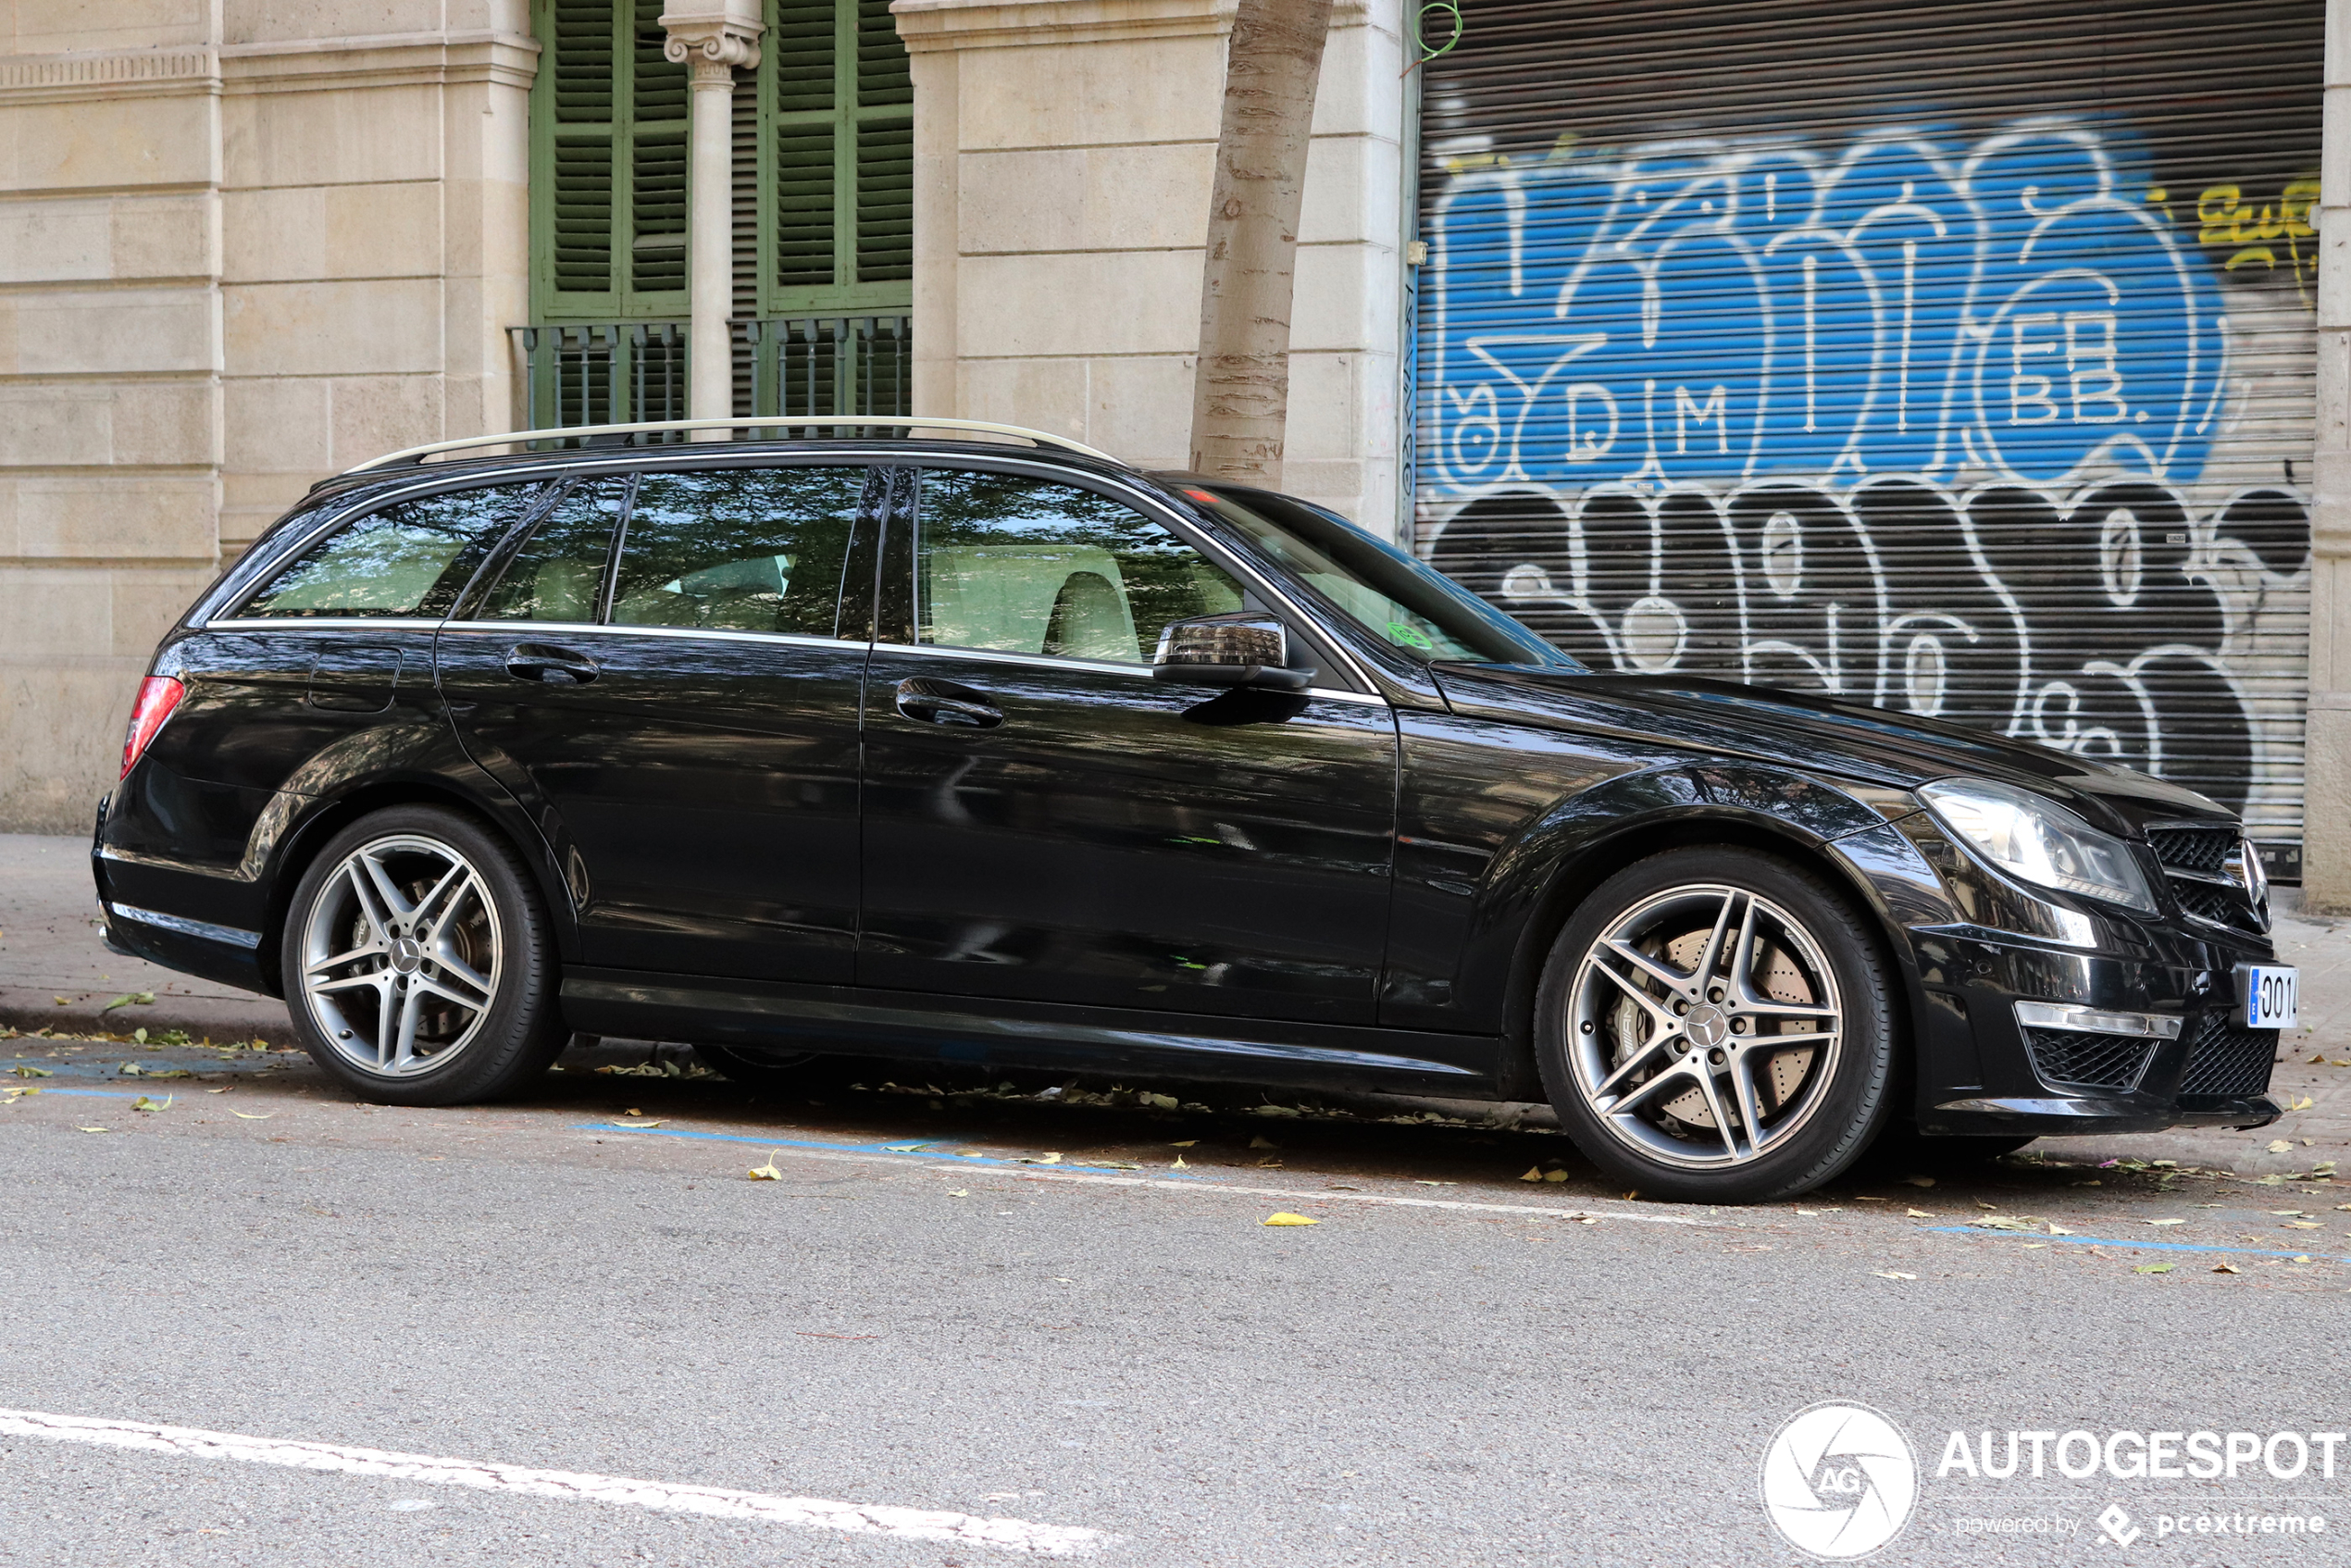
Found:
<box><xmin>475</xmin><ymin>478</ymin><xmax>629</xmax><ymax>622</ymax></box>
<box><xmin>240</xmin><ymin>483</ymin><xmax>542</xmax><ymax>618</ymax></box>
<box><xmin>913</xmin><ymin>471</ymin><xmax>1244</xmax><ymax>664</ymax></box>
<box><xmin>609</xmin><ymin>467</ymin><xmax>867</xmax><ymax>637</ymax></box>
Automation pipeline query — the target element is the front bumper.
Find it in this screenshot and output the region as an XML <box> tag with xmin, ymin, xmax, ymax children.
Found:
<box><xmin>1907</xmin><ymin>927</ymin><xmax>2283</xmax><ymax>1139</ymax></box>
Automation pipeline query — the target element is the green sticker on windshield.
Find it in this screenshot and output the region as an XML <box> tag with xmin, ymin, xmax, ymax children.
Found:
<box><xmin>1387</xmin><ymin>621</ymin><xmax>1435</xmax><ymax>651</ymax></box>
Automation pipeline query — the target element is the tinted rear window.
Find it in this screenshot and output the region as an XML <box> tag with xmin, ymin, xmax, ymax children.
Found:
<box><xmin>240</xmin><ymin>484</ymin><xmax>541</xmax><ymax>618</ymax></box>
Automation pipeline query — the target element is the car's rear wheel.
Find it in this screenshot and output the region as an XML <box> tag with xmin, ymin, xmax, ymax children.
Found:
<box><xmin>282</xmin><ymin>805</ymin><xmax>565</xmax><ymax>1106</ymax></box>
<box><xmin>1536</xmin><ymin>847</ymin><xmax>1899</xmax><ymax>1204</ymax></box>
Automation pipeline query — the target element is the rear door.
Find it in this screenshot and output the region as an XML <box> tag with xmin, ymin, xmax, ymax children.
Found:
<box><xmin>856</xmin><ymin>466</ymin><xmax>1399</xmax><ymax>1026</ymax></box>
<box><xmin>437</xmin><ymin>462</ymin><xmax>879</xmax><ymax>984</ymax></box>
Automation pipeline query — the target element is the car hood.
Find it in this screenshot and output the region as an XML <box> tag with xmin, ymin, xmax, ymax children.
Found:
<box><xmin>1426</xmin><ymin>665</ymin><xmax>2235</xmax><ymax>837</ymax></box>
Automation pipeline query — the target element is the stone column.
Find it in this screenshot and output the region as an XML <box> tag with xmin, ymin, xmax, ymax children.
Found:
<box><xmin>2307</xmin><ymin>0</ymin><xmax>2351</xmax><ymax>908</ymax></box>
<box><xmin>661</xmin><ymin>3</ymin><xmax>764</xmax><ymax>433</ymax></box>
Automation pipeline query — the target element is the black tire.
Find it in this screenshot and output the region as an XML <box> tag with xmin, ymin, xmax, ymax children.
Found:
<box><xmin>691</xmin><ymin>1042</ymin><xmax>826</xmax><ymax>1092</ymax></box>
<box><xmin>280</xmin><ymin>804</ymin><xmax>566</xmax><ymax>1106</ymax></box>
<box><xmin>1534</xmin><ymin>847</ymin><xmax>1901</xmax><ymax>1203</ymax></box>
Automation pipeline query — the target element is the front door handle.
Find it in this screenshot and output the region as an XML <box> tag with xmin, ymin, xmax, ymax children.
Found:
<box><xmin>505</xmin><ymin>643</ymin><xmax>600</xmax><ymax>685</ymax></box>
<box><xmin>894</xmin><ymin>677</ymin><xmax>1001</xmax><ymax>728</ymax></box>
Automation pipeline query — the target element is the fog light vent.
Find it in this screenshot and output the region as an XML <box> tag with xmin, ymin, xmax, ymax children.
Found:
<box><xmin>2021</xmin><ymin>1028</ymin><xmax>2158</xmax><ymax>1092</ymax></box>
<box><xmin>2180</xmin><ymin>1016</ymin><xmax>2279</xmax><ymax>1099</ymax></box>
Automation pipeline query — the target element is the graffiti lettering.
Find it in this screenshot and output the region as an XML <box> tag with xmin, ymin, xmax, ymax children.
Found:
<box><xmin>1420</xmin><ymin>118</ymin><xmax>2314</xmax><ymax>825</ymax></box>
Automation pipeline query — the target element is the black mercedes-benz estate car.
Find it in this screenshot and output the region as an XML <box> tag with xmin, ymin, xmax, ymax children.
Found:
<box><xmin>93</xmin><ymin>417</ymin><xmax>2289</xmax><ymax>1202</ymax></box>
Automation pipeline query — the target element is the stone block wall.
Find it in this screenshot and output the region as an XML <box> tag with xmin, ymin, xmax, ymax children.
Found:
<box><xmin>895</xmin><ymin>0</ymin><xmax>1409</xmax><ymax>539</ymax></box>
<box><xmin>0</xmin><ymin>3</ymin><xmax>534</xmax><ymax>832</ymax></box>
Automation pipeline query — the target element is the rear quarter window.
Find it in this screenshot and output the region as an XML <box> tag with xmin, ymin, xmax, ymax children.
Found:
<box><xmin>238</xmin><ymin>483</ymin><xmax>542</xmax><ymax>618</ymax></box>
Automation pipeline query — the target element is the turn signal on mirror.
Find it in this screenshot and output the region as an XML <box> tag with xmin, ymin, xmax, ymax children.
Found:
<box><xmin>119</xmin><ymin>676</ymin><xmax>184</xmax><ymax>778</ymax></box>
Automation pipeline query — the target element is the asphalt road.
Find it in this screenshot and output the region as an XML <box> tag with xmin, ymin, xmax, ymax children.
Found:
<box><xmin>1</xmin><ymin>1037</ymin><xmax>2346</xmax><ymax>1567</ymax></box>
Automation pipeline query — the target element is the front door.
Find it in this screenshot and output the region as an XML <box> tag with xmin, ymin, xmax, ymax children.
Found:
<box><xmin>857</xmin><ymin>466</ymin><xmax>1398</xmax><ymax>1026</ymax></box>
<box><xmin>438</xmin><ymin>462</ymin><xmax>878</xmax><ymax>984</ymax></box>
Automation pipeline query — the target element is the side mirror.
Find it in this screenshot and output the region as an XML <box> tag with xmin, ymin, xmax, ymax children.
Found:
<box><xmin>1151</xmin><ymin>612</ymin><xmax>1313</xmax><ymax>691</ymax></box>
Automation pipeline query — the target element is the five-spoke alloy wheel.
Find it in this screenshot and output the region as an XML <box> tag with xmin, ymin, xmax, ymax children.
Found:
<box><xmin>1536</xmin><ymin>848</ymin><xmax>1897</xmax><ymax>1202</ymax></box>
<box><xmin>281</xmin><ymin>806</ymin><xmax>565</xmax><ymax>1104</ymax></box>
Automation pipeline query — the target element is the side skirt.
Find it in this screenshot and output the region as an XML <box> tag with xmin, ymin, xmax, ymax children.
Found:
<box><xmin>561</xmin><ymin>969</ymin><xmax>1501</xmax><ymax>1098</ymax></box>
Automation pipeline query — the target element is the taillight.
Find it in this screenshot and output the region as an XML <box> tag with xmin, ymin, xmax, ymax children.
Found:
<box><xmin>120</xmin><ymin>676</ymin><xmax>185</xmax><ymax>779</ymax></box>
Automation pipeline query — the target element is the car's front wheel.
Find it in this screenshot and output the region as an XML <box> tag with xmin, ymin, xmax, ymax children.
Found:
<box><xmin>1536</xmin><ymin>848</ymin><xmax>1899</xmax><ymax>1203</ymax></box>
<box><xmin>281</xmin><ymin>805</ymin><xmax>566</xmax><ymax>1106</ymax></box>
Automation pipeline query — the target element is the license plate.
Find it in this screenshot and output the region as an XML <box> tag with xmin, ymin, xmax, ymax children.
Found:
<box><xmin>2241</xmin><ymin>965</ymin><xmax>2299</xmax><ymax>1031</ymax></box>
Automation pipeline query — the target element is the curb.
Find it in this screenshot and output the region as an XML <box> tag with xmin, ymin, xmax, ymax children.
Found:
<box><xmin>0</xmin><ymin>985</ymin><xmax>296</xmax><ymax>1049</ymax></box>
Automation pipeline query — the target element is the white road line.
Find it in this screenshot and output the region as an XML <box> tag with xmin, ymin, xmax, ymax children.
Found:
<box><xmin>943</xmin><ymin>1163</ymin><xmax>1730</xmax><ymax>1226</ymax></box>
<box><xmin>0</xmin><ymin>1409</ymin><xmax>1114</xmax><ymax>1557</ymax></box>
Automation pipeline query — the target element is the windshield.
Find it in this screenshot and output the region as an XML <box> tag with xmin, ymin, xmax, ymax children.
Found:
<box><xmin>1178</xmin><ymin>483</ymin><xmax>1574</xmax><ymax>668</ymax></box>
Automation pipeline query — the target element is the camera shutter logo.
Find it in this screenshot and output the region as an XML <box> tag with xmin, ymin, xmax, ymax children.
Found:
<box><xmin>1760</xmin><ymin>1403</ymin><xmax>1918</xmax><ymax>1559</ymax></box>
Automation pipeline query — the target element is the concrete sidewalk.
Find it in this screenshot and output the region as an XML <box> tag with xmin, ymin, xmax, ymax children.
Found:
<box><xmin>6</xmin><ymin>829</ymin><xmax>2347</xmax><ymax>1172</ymax></box>
<box><xmin>0</xmin><ymin>833</ymin><xmax>295</xmax><ymax>1046</ymax></box>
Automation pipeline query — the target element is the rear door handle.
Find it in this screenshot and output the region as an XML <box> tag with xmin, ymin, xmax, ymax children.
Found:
<box><xmin>505</xmin><ymin>643</ymin><xmax>600</xmax><ymax>685</ymax></box>
<box><xmin>894</xmin><ymin>677</ymin><xmax>1001</xmax><ymax>728</ymax></box>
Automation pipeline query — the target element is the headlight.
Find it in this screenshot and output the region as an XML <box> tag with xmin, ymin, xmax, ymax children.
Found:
<box><xmin>1919</xmin><ymin>778</ymin><xmax>2157</xmax><ymax>914</ymax></box>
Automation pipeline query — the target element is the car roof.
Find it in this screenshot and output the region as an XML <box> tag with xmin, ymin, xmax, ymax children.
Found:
<box><xmin>298</xmin><ymin>436</ymin><xmax>1150</xmax><ymax>511</ymax></box>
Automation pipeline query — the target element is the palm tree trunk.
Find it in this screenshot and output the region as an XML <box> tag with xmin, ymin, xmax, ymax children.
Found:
<box><xmin>1188</xmin><ymin>0</ymin><xmax>1334</xmax><ymax>486</ymax></box>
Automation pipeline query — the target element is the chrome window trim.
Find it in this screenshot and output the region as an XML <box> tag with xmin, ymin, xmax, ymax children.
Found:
<box><xmin>201</xmin><ymin>617</ymin><xmax>445</xmax><ymax>633</ymax></box>
<box><xmin>2012</xmin><ymin>1000</ymin><xmax>2183</xmax><ymax>1040</ymax></box>
<box><xmin>436</xmin><ymin>619</ymin><xmax>858</xmax><ymax>651</ymax></box>
<box><xmin>877</xmin><ymin>639</ymin><xmax>1390</xmax><ymax>705</ymax></box>
<box><xmin>108</xmin><ymin>902</ymin><xmax>263</xmax><ymax>951</ymax></box>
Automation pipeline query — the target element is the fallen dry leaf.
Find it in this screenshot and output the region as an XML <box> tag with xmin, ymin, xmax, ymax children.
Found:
<box><xmin>747</xmin><ymin>1154</ymin><xmax>783</xmax><ymax>1180</ymax></box>
<box><xmin>610</xmin><ymin>1120</ymin><xmax>663</xmax><ymax>1129</ymax></box>
<box><xmin>78</xmin><ymin>1126</ymin><xmax>109</xmax><ymax>1134</ymax></box>
<box><xmin>1170</xmin><ymin>1140</ymin><xmax>1197</xmax><ymax>1148</ymax></box>
<box><xmin>947</xmin><ymin>1188</ymin><xmax>968</xmax><ymax>1198</ymax></box>
<box><xmin>1519</xmin><ymin>1166</ymin><xmax>1545</xmax><ymax>1183</ymax></box>
<box><xmin>131</xmin><ymin>1095</ymin><xmax>171</xmax><ymax>1114</ymax></box>
<box><xmin>2212</xmin><ymin>1262</ymin><xmax>2243</xmax><ymax>1274</ymax></box>
<box><xmin>2047</xmin><ymin>1223</ymin><xmax>2073</xmax><ymax>1236</ymax></box>
<box><xmin>1906</xmin><ymin>1208</ymin><xmax>1935</xmax><ymax>1218</ymax></box>
<box><xmin>1171</xmin><ymin>1154</ymin><xmax>1188</xmax><ymax>1170</ymax></box>
<box><xmin>8</xmin><ymin>1065</ymin><xmax>51</xmax><ymax>1078</ymax></box>
<box><xmin>1872</xmin><ymin>1270</ymin><xmax>1917</xmax><ymax>1280</ymax></box>
<box><xmin>2269</xmin><ymin>1139</ymin><xmax>2295</xmax><ymax>1153</ymax></box>
<box><xmin>2133</xmin><ymin>1263</ymin><xmax>2175</xmax><ymax>1275</ymax></box>
<box><xmin>2283</xmin><ymin>1220</ymin><xmax>2323</xmax><ymax>1229</ymax></box>
<box><xmin>2146</xmin><ymin>1218</ymin><xmax>2184</xmax><ymax>1226</ymax></box>
<box><xmin>2289</xmin><ymin>1098</ymin><xmax>2315</xmax><ymax>1113</ymax></box>
<box><xmin>230</xmin><ymin>1110</ymin><xmax>273</xmax><ymax>1121</ymax></box>
<box><xmin>101</xmin><ymin>991</ymin><xmax>154</xmax><ymax>1012</ymax></box>
<box><xmin>1263</xmin><ymin>1212</ymin><xmax>1319</xmax><ymax>1227</ymax></box>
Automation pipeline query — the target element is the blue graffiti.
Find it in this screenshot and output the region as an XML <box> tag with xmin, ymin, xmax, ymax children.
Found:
<box><xmin>1425</xmin><ymin>120</ymin><xmax>2227</xmax><ymax>493</ymax></box>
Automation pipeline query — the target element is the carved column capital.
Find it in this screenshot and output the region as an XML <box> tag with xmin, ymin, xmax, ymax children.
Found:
<box><xmin>659</xmin><ymin>2</ymin><xmax>765</xmax><ymax>69</ymax></box>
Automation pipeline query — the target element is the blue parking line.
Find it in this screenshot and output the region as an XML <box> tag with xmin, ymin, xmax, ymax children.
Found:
<box><xmin>573</xmin><ymin>1123</ymin><xmax>1208</xmax><ymax>1179</ymax></box>
<box><xmin>1927</xmin><ymin>1225</ymin><xmax>2349</xmax><ymax>1263</ymax></box>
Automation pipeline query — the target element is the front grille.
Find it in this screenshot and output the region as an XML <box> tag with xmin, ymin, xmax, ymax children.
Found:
<box><xmin>2144</xmin><ymin>824</ymin><xmax>2263</xmax><ymax>934</ymax></box>
<box><xmin>2180</xmin><ymin>1015</ymin><xmax>2280</xmax><ymax>1099</ymax></box>
<box><xmin>2146</xmin><ymin>827</ymin><xmax>2236</xmax><ymax>877</ymax></box>
<box><xmin>2023</xmin><ymin>1027</ymin><xmax>2158</xmax><ymax>1092</ymax></box>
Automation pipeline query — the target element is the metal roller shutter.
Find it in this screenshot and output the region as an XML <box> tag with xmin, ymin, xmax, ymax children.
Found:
<box><xmin>1411</xmin><ymin>0</ymin><xmax>2320</xmax><ymax>872</ymax></box>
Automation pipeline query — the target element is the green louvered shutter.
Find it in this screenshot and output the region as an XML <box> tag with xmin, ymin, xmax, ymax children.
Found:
<box><xmin>544</xmin><ymin>1</ymin><xmax>617</xmax><ymax>308</ymax></box>
<box><xmin>534</xmin><ymin>0</ymin><xmax>914</xmax><ymax>320</ymax></box>
<box><xmin>626</xmin><ymin>0</ymin><xmax>690</xmax><ymax>301</ymax></box>
<box><xmin>854</xmin><ymin>0</ymin><xmax>914</xmax><ymax>285</ymax></box>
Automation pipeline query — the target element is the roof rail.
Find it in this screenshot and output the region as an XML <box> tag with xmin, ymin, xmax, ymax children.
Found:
<box><xmin>349</xmin><ymin>417</ymin><xmax>1119</xmax><ymax>472</ymax></box>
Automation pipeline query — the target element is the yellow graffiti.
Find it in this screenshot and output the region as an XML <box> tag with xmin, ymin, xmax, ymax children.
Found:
<box><xmin>2173</xmin><ymin>176</ymin><xmax>2321</xmax><ymax>297</ymax></box>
